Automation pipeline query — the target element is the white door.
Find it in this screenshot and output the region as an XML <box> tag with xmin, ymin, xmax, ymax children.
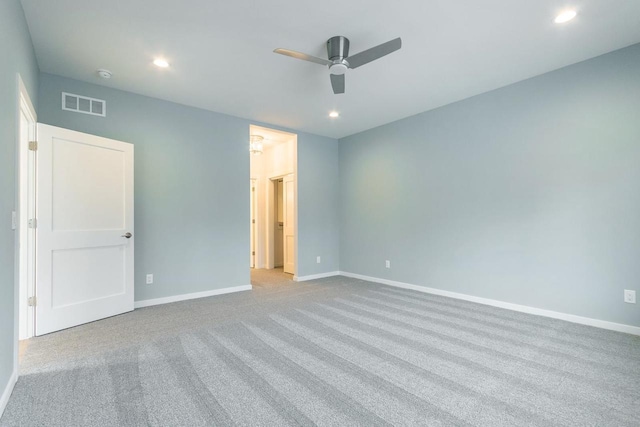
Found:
<box><xmin>283</xmin><ymin>173</ymin><xmax>295</xmax><ymax>274</ymax></box>
<box><xmin>36</xmin><ymin>124</ymin><xmax>134</xmax><ymax>335</ymax></box>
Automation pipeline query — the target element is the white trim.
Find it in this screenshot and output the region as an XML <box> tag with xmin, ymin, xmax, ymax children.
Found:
<box><xmin>293</xmin><ymin>271</ymin><xmax>340</xmax><ymax>282</ymax></box>
<box><xmin>18</xmin><ymin>77</ymin><xmax>36</xmax><ymax>120</ymax></box>
<box><xmin>339</xmin><ymin>271</ymin><xmax>640</xmax><ymax>336</ymax></box>
<box><xmin>134</xmin><ymin>285</ymin><xmax>253</xmax><ymax>309</ymax></box>
<box><xmin>0</xmin><ymin>368</ymin><xmax>17</xmax><ymax>419</ymax></box>
<box><xmin>13</xmin><ymin>74</ymin><xmax>37</xmax><ymax>398</ymax></box>
<box><xmin>17</xmin><ymin>75</ymin><xmax>37</xmax><ymax>342</ymax></box>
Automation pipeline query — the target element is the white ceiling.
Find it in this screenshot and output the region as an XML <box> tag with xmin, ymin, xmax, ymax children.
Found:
<box><xmin>21</xmin><ymin>0</ymin><xmax>640</xmax><ymax>139</ymax></box>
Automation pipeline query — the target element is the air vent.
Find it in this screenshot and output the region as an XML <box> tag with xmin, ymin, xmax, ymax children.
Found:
<box><xmin>61</xmin><ymin>92</ymin><xmax>106</xmax><ymax>117</ymax></box>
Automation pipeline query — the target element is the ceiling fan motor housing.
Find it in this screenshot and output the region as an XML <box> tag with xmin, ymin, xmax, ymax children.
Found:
<box><xmin>327</xmin><ymin>36</ymin><xmax>350</xmax><ymax>75</ymax></box>
<box><xmin>327</xmin><ymin>36</ymin><xmax>349</xmax><ymax>59</ymax></box>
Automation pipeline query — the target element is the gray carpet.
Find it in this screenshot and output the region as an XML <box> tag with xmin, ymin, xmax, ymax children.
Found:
<box><xmin>2</xmin><ymin>273</ymin><xmax>640</xmax><ymax>426</ymax></box>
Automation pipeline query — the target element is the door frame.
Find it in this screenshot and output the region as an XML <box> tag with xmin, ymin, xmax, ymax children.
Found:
<box><xmin>266</xmin><ymin>175</ymin><xmax>287</xmax><ymax>270</ymax></box>
<box><xmin>265</xmin><ymin>172</ymin><xmax>297</xmax><ymax>275</ymax></box>
<box><xmin>272</xmin><ymin>178</ymin><xmax>284</xmax><ymax>268</ymax></box>
<box><xmin>15</xmin><ymin>74</ymin><xmax>37</xmax><ymax>372</ymax></box>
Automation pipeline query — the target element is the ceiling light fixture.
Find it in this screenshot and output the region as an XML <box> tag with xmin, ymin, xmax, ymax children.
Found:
<box><xmin>329</xmin><ymin>111</ymin><xmax>339</xmax><ymax>118</ymax></box>
<box><xmin>249</xmin><ymin>135</ymin><xmax>264</xmax><ymax>155</ymax></box>
<box><xmin>554</xmin><ymin>10</ymin><xmax>577</xmax><ymax>23</ymax></box>
<box><xmin>153</xmin><ymin>58</ymin><xmax>170</xmax><ymax>68</ymax></box>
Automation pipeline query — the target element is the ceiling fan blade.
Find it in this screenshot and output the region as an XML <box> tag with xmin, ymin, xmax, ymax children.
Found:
<box><xmin>273</xmin><ymin>48</ymin><xmax>332</xmax><ymax>66</ymax></box>
<box><xmin>330</xmin><ymin>74</ymin><xmax>345</xmax><ymax>94</ymax></box>
<box><xmin>346</xmin><ymin>37</ymin><xmax>402</xmax><ymax>69</ymax></box>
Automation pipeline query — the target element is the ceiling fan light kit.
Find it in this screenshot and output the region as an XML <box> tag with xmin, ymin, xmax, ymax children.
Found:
<box><xmin>329</xmin><ymin>63</ymin><xmax>348</xmax><ymax>75</ymax></box>
<box><xmin>274</xmin><ymin>35</ymin><xmax>402</xmax><ymax>94</ymax></box>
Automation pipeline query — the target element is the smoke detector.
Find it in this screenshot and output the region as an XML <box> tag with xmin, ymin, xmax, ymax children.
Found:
<box><xmin>97</xmin><ymin>69</ymin><xmax>112</xmax><ymax>79</ymax></box>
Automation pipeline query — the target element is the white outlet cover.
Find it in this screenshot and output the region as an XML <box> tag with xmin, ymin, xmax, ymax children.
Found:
<box><xmin>385</xmin><ymin>260</ymin><xmax>391</xmax><ymax>268</ymax></box>
<box><xmin>317</xmin><ymin>256</ymin><xmax>321</xmax><ymax>263</ymax></box>
<box><xmin>624</xmin><ymin>290</ymin><xmax>636</xmax><ymax>304</ymax></box>
<box><xmin>146</xmin><ymin>274</ymin><xmax>153</xmax><ymax>285</ymax></box>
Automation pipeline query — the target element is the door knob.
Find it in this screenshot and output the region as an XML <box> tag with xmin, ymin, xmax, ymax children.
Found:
<box><xmin>121</xmin><ymin>232</ymin><xmax>132</xmax><ymax>239</ymax></box>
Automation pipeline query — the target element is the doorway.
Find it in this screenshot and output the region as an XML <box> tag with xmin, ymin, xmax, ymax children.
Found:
<box><xmin>273</xmin><ymin>178</ymin><xmax>284</xmax><ymax>268</ymax></box>
<box><xmin>248</xmin><ymin>125</ymin><xmax>297</xmax><ymax>282</ymax></box>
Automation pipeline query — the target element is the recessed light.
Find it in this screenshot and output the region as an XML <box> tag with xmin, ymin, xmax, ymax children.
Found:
<box><xmin>329</xmin><ymin>111</ymin><xmax>339</xmax><ymax>118</ymax></box>
<box><xmin>153</xmin><ymin>58</ymin><xmax>170</xmax><ymax>68</ymax></box>
<box><xmin>554</xmin><ymin>10</ymin><xmax>577</xmax><ymax>24</ymax></box>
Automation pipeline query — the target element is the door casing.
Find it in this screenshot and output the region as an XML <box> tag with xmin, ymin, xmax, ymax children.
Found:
<box><xmin>16</xmin><ymin>75</ymin><xmax>37</xmax><ymax>346</ymax></box>
<box><xmin>283</xmin><ymin>173</ymin><xmax>295</xmax><ymax>274</ymax></box>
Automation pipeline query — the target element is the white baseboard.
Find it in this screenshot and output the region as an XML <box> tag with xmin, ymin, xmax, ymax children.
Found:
<box><xmin>0</xmin><ymin>369</ymin><xmax>17</xmax><ymax>419</ymax></box>
<box><xmin>339</xmin><ymin>271</ymin><xmax>640</xmax><ymax>336</ymax></box>
<box><xmin>134</xmin><ymin>285</ymin><xmax>253</xmax><ymax>309</ymax></box>
<box><xmin>293</xmin><ymin>271</ymin><xmax>340</xmax><ymax>282</ymax></box>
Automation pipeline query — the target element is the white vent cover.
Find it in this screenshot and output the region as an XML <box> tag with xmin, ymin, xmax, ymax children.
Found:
<box><xmin>62</xmin><ymin>92</ymin><xmax>106</xmax><ymax>117</ymax></box>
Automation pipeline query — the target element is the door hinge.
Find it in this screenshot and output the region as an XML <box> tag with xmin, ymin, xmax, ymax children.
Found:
<box><xmin>29</xmin><ymin>141</ymin><xmax>38</xmax><ymax>151</ymax></box>
<box><xmin>28</xmin><ymin>218</ymin><xmax>37</xmax><ymax>229</ymax></box>
<box><xmin>252</xmin><ymin>219</ymin><xmax>255</xmax><ymax>224</ymax></box>
<box><xmin>252</xmin><ymin>187</ymin><xmax>255</xmax><ymax>192</ymax></box>
<box><xmin>252</xmin><ymin>251</ymin><xmax>255</xmax><ymax>255</ymax></box>
<box><xmin>28</xmin><ymin>296</ymin><xmax>37</xmax><ymax>307</ymax></box>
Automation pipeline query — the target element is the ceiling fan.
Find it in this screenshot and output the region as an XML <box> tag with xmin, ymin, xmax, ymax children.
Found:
<box><xmin>274</xmin><ymin>36</ymin><xmax>402</xmax><ymax>94</ymax></box>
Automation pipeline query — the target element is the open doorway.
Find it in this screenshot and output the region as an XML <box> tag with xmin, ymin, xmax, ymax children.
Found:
<box><xmin>273</xmin><ymin>178</ymin><xmax>283</xmax><ymax>268</ymax></box>
<box><xmin>249</xmin><ymin>125</ymin><xmax>297</xmax><ymax>288</ymax></box>
<box><xmin>16</xmin><ymin>76</ymin><xmax>136</xmax><ymax>347</ymax></box>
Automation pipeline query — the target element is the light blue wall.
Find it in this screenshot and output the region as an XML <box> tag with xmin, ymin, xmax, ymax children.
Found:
<box><xmin>38</xmin><ymin>73</ymin><xmax>340</xmax><ymax>301</ymax></box>
<box><xmin>339</xmin><ymin>44</ymin><xmax>640</xmax><ymax>327</ymax></box>
<box><xmin>297</xmin><ymin>132</ymin><xmax>340</xmax><ymax>275</ymax></box>
<box><xmin>0</xmin><ymin>0</ymin><xmax>39</xmax><ymax>406</ymax></box>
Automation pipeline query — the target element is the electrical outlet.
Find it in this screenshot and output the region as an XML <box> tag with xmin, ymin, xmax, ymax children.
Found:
<box><xmin>624</xmin><ymin>290</ymin><xmax>636</xmax><ymax>304</ymax></box>
<box><xmin>316</xmin><ymin>256</ymin><xmax>321</xmax><ymax>264</ymax></box>
<box><xmin>385</xmin><ymin>260</ymin><xmax>391</xmax><ymax>269</ymax></box>
<box><xmin>146</xmin><ymin>274</ymin><xmax>153</xmax><ymax>285</ymax></box>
